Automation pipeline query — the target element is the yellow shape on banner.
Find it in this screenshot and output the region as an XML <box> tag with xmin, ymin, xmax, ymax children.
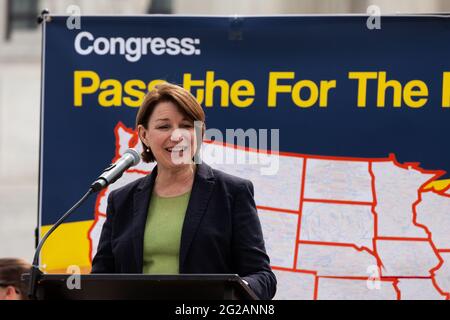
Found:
<box><xmin>40</xmin><ymin>220</ymin><xmax>93</xmax><ymax>274</ymax></box>
<box><xmin>425</xmin><ymin>179</ymin><xmax>450</xmax><ymax>192</ymax></box>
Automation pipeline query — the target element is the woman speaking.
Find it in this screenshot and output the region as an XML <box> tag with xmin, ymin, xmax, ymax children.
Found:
<box><xmin>91</xmin><ymin>83</ymin><xmax>276</xmax><ymax>300</ymax></box>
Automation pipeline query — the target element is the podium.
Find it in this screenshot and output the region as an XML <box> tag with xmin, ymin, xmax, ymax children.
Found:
<box><xmin>23</xmin><ymin>274</ymin><xmax>259</xmax><ymax>300</ymax></box>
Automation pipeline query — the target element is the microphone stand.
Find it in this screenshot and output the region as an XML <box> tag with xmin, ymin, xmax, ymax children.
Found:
<box><xmin>28</xmin><ymin>188</ymin><xmax>95</xmax><ymax>300</ymax></box>
<box><xmin>28</xmin><ymin>148</ymin><xmax>138</xmax><ymax>299</ymax></box>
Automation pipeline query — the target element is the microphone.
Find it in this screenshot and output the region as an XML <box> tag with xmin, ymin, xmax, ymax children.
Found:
<box><xmin>91</xmin><ymin>148</ymin><xmax>141</xmax><ymax>192</ymax></box>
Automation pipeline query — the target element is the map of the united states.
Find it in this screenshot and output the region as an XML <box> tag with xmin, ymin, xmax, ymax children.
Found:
<box><xmin>88</xmin><ymin>122</ymin><xmax>450</xmax><ymax>300</ymax></box>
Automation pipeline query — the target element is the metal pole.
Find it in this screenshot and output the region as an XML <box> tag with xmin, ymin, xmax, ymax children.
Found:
<box><xmin>5</xmin><ymin>0</ymin><xmax>12</xmax><ymax>41</ymax></box>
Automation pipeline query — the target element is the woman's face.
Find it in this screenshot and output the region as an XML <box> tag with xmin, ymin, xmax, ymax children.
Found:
<box><xmin>139</xmin><ymin>101</ymin><xmax>197</xmax><ymax>169</ymax></box>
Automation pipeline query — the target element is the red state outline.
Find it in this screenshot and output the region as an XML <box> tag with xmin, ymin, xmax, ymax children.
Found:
<box><xmin>298</xmin><ymin>200</ymin><xmax>376</xmax><ymax>250</ymax></box>
<box><xmin>295</xmin><ymin>240</ymin><xmax>381</xmax><ymax>279</ymax></box>
<box><xmin>293</xmin><ymin>157</ymin><xmax>307</xmax><ymax>271</ymax></box>
<box><xmin>302</xmin><ymin>198</ymin><xmax>373</xmax><ymax>206</ymax></box>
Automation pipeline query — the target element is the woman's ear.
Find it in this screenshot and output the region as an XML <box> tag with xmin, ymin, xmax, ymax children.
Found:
<box><xmin>137</xmin><ymin>124</ymin><xmax>149</xmax><ymax>145</ymax></box>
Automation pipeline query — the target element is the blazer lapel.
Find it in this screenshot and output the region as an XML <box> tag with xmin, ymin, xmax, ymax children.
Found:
<box><xmin>179</xmin><ymin>163</ymin><xmax>216</xmax><ymax>270</ymax></box>
<box><xmin>132</xmin><ymin>167</ymin><xmax>157</xmax><ymax>272</ymax></box>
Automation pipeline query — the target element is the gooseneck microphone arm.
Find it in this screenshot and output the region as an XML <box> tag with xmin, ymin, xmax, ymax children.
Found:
<box><xmin>28</xmin><ymin>148</ymin><xmax>141</xmax><ymax>299</ymax></box>
<box><xmin>28</xmin><ymin>187</ymin><xmax>95</xmax><ymax>299</ymax></box>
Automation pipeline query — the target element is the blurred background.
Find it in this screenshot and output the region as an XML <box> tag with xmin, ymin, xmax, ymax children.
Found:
<box><xmin>1</xmin><ymin>0</ymin><xmax>450</xmax><ymax>263</ymax></box>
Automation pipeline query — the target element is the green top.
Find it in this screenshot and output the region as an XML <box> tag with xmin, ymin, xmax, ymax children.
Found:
<box><xmin>142</xmin><ymin>191</ymin><xmax>191</xmax><ymax>274</ymax></box>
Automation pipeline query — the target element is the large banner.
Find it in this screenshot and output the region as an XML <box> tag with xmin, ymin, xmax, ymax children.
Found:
<box><xmin>40</xmin><ymin>16</ymin><xmax>450</xmax><ymax>299</ymax></box>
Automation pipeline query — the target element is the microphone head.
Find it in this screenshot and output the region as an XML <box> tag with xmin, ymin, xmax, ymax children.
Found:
<box><xmin>124</xmin><ymin>148</ymin><xmax>141</xmax><ymax>166</ymax></box>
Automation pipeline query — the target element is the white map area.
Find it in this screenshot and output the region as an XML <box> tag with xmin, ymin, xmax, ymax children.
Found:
<box><xmin>371</xmin><ymin>162</ymin><xmax>432</xmax><ymax>238</ymax></box>
<box><xmin>435</xmin><ymin>252</ymin><xmax>450</xmax><ymax>295</ymax></box>
<box><xmin>300</xmin><ymin>202</ymin><xmax>374</xmax><ymax>249</ymax></box>
<box><xmin>416</xmin><ymin>191</ymin><xmax>450</xmax><ymax>248</ymax></box>
<box><xmin>304</xmin><ymin>159</ymin><xmax>372</xmax><ymax>202</ymax></box>
<box><xmin>396</xmin><ymin>279</ymin><xmax>446</xmax><ymax>300</ymax></box>
<box><xmin>376</xmin><ymin>240</ymin><xmax>441</xmax><ymax>277</ymax></box>
<box><xmin>88</xmin><ymin>123</ymin><xmax>450</xmax><ymax>300</ymax></box>
<box><xmin>257</xmin><ymin>209</ymin><xmax>298</xmax><ymax>269</ymax></box>
<box><xmin>272</xmin><ymin>270</ymin><xmax>315</xmax><ymax>300</ymax></box>
<box><xmin>316</xmin><ymin>278</ymin><xmax>398</xmax><ymax>300</ymax></box>
<box><xmin>202</xmin><ymin>143</ymin><xmax>303</xmax><ymax>211</ymax></box>
<box><xmin>296</xmin><ymin>244</ymin><xmax>378</xmax><ymax>277</ymax></box>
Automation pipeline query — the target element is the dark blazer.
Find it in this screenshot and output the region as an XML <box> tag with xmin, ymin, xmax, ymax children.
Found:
<box><xmin>91</xmin><ymin>162</ymin><xmax>277</xmax><ymax>300</ymax></box>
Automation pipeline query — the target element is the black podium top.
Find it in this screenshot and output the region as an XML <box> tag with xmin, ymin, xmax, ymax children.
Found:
<box><xmin>23</xmin><ymin>274</ymin><xmax>259</xmax><ymax>300</ymax></box>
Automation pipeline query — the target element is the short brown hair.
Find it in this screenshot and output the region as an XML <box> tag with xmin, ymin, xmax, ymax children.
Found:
<box><xmin>0</xmin><ymin>258</ymin><xmax>31</xmax><ymax>300</ymax></box>
<box><xmin>136</xmin><ymin>83</ymin><xmax>205</xmax><ymax>163</ymax></box>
